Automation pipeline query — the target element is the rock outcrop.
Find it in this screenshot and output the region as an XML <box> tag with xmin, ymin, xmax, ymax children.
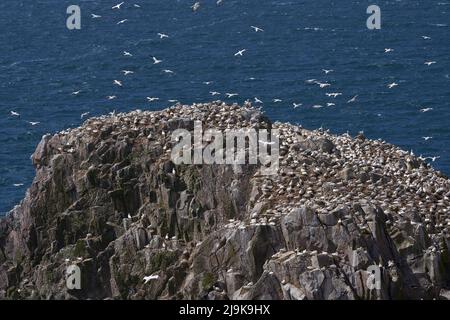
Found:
<box><xmin>0</xmin><ymin>101</ymin><xmax>449</xmax><ymax>300</ymax></box>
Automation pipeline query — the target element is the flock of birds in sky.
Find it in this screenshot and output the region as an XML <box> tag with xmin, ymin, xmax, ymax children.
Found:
<box><xmin>6</xmin><ymin>1</ymin><xmax>445</xmax><ymax>188</ymax></box>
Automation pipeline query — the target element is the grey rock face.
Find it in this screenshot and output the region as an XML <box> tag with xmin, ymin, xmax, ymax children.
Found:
<box><xmin>0</xmin><ymin>102</ymin><xmax>449</xmax><ymax>300</ymax></box>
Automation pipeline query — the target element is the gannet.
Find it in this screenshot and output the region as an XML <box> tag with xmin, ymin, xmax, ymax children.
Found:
<box><xmin>158</xmin><ymin>33</ymin><xmax>169</xmax><ymax>39</ymax></box>
<box><xmin>152</xmin><ymin>56</ymin><xmax>162</xmax><ymax>64</ymax></box>
<box><xmin>234</xmin><ymin>49</ymin><xmax>246</xmax><ymax>56</ymax></box>
<box><xmin>425</xmin><ymin>156</ymin><xmax>440</xmax><ymax>162</ymax></box>
<box><xmin>259</xmin><ymin>140</ymin><xmax>275</xmax><ymax>145</ymax></box>
<box><xmin>387</xmin><ymin>82</ymin><xmax>398</xmax><ymax>89</ymax></box>
<box><xmin>112</xmin><ymin>2</ymin><xmax>124</xmax><ymax>10</ymax></box>
<box><xmin>143</xmin><ymin>275</ymin><xmax>159</xmax><ymax>283</ymax></box>
<box><xmin>122</xmin><ymin>70</ymin><xmax>134</xmax><ymax>75</ymax></box>
<box><xmin>251</xmin><ymin>26</ymin><xmax>264</xmax><ymax>32</ymax></box>
<box><xmin>326</xmin><ymin>92</ymin><xmax>342</xmax><ymax>98</ymax></box>
<box><xmin>347</xmin><ymin>95</ymin><xmax>358</xmax><ymax>103</ymax></box>
<box><xmin>316</xmin><ymin>82</ymin><xmax>330</xmax><ymax>88</ymax></box>
<box><xmin>191</xmin><ymin>2</ymin><xmax>200</xmax><ymax>11</ymax></box>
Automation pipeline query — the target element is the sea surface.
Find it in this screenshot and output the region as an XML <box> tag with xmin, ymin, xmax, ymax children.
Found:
<box><xmin>0</xmin><ymin>0</ymin><xmax>449</xmax><ymax>215</ymax></box>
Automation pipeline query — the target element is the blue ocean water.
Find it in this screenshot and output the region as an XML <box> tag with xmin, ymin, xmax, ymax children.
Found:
<box><xmin>0</xmin><ymin>0</ymin><xmax>449</xmax><ymax>215</ymax></box>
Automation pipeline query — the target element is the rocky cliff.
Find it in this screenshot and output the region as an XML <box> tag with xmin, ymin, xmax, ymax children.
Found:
<box><xmin>0</xmin><ymin>102</ymin><xmax>449</xmax><ymax>300</ymax></box>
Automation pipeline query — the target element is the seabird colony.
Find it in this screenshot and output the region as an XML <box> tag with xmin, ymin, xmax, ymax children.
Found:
<box><xmin>58</xmin><ymin>101</ymin><xmax>449</xmax><ymax>242</ymax></box>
